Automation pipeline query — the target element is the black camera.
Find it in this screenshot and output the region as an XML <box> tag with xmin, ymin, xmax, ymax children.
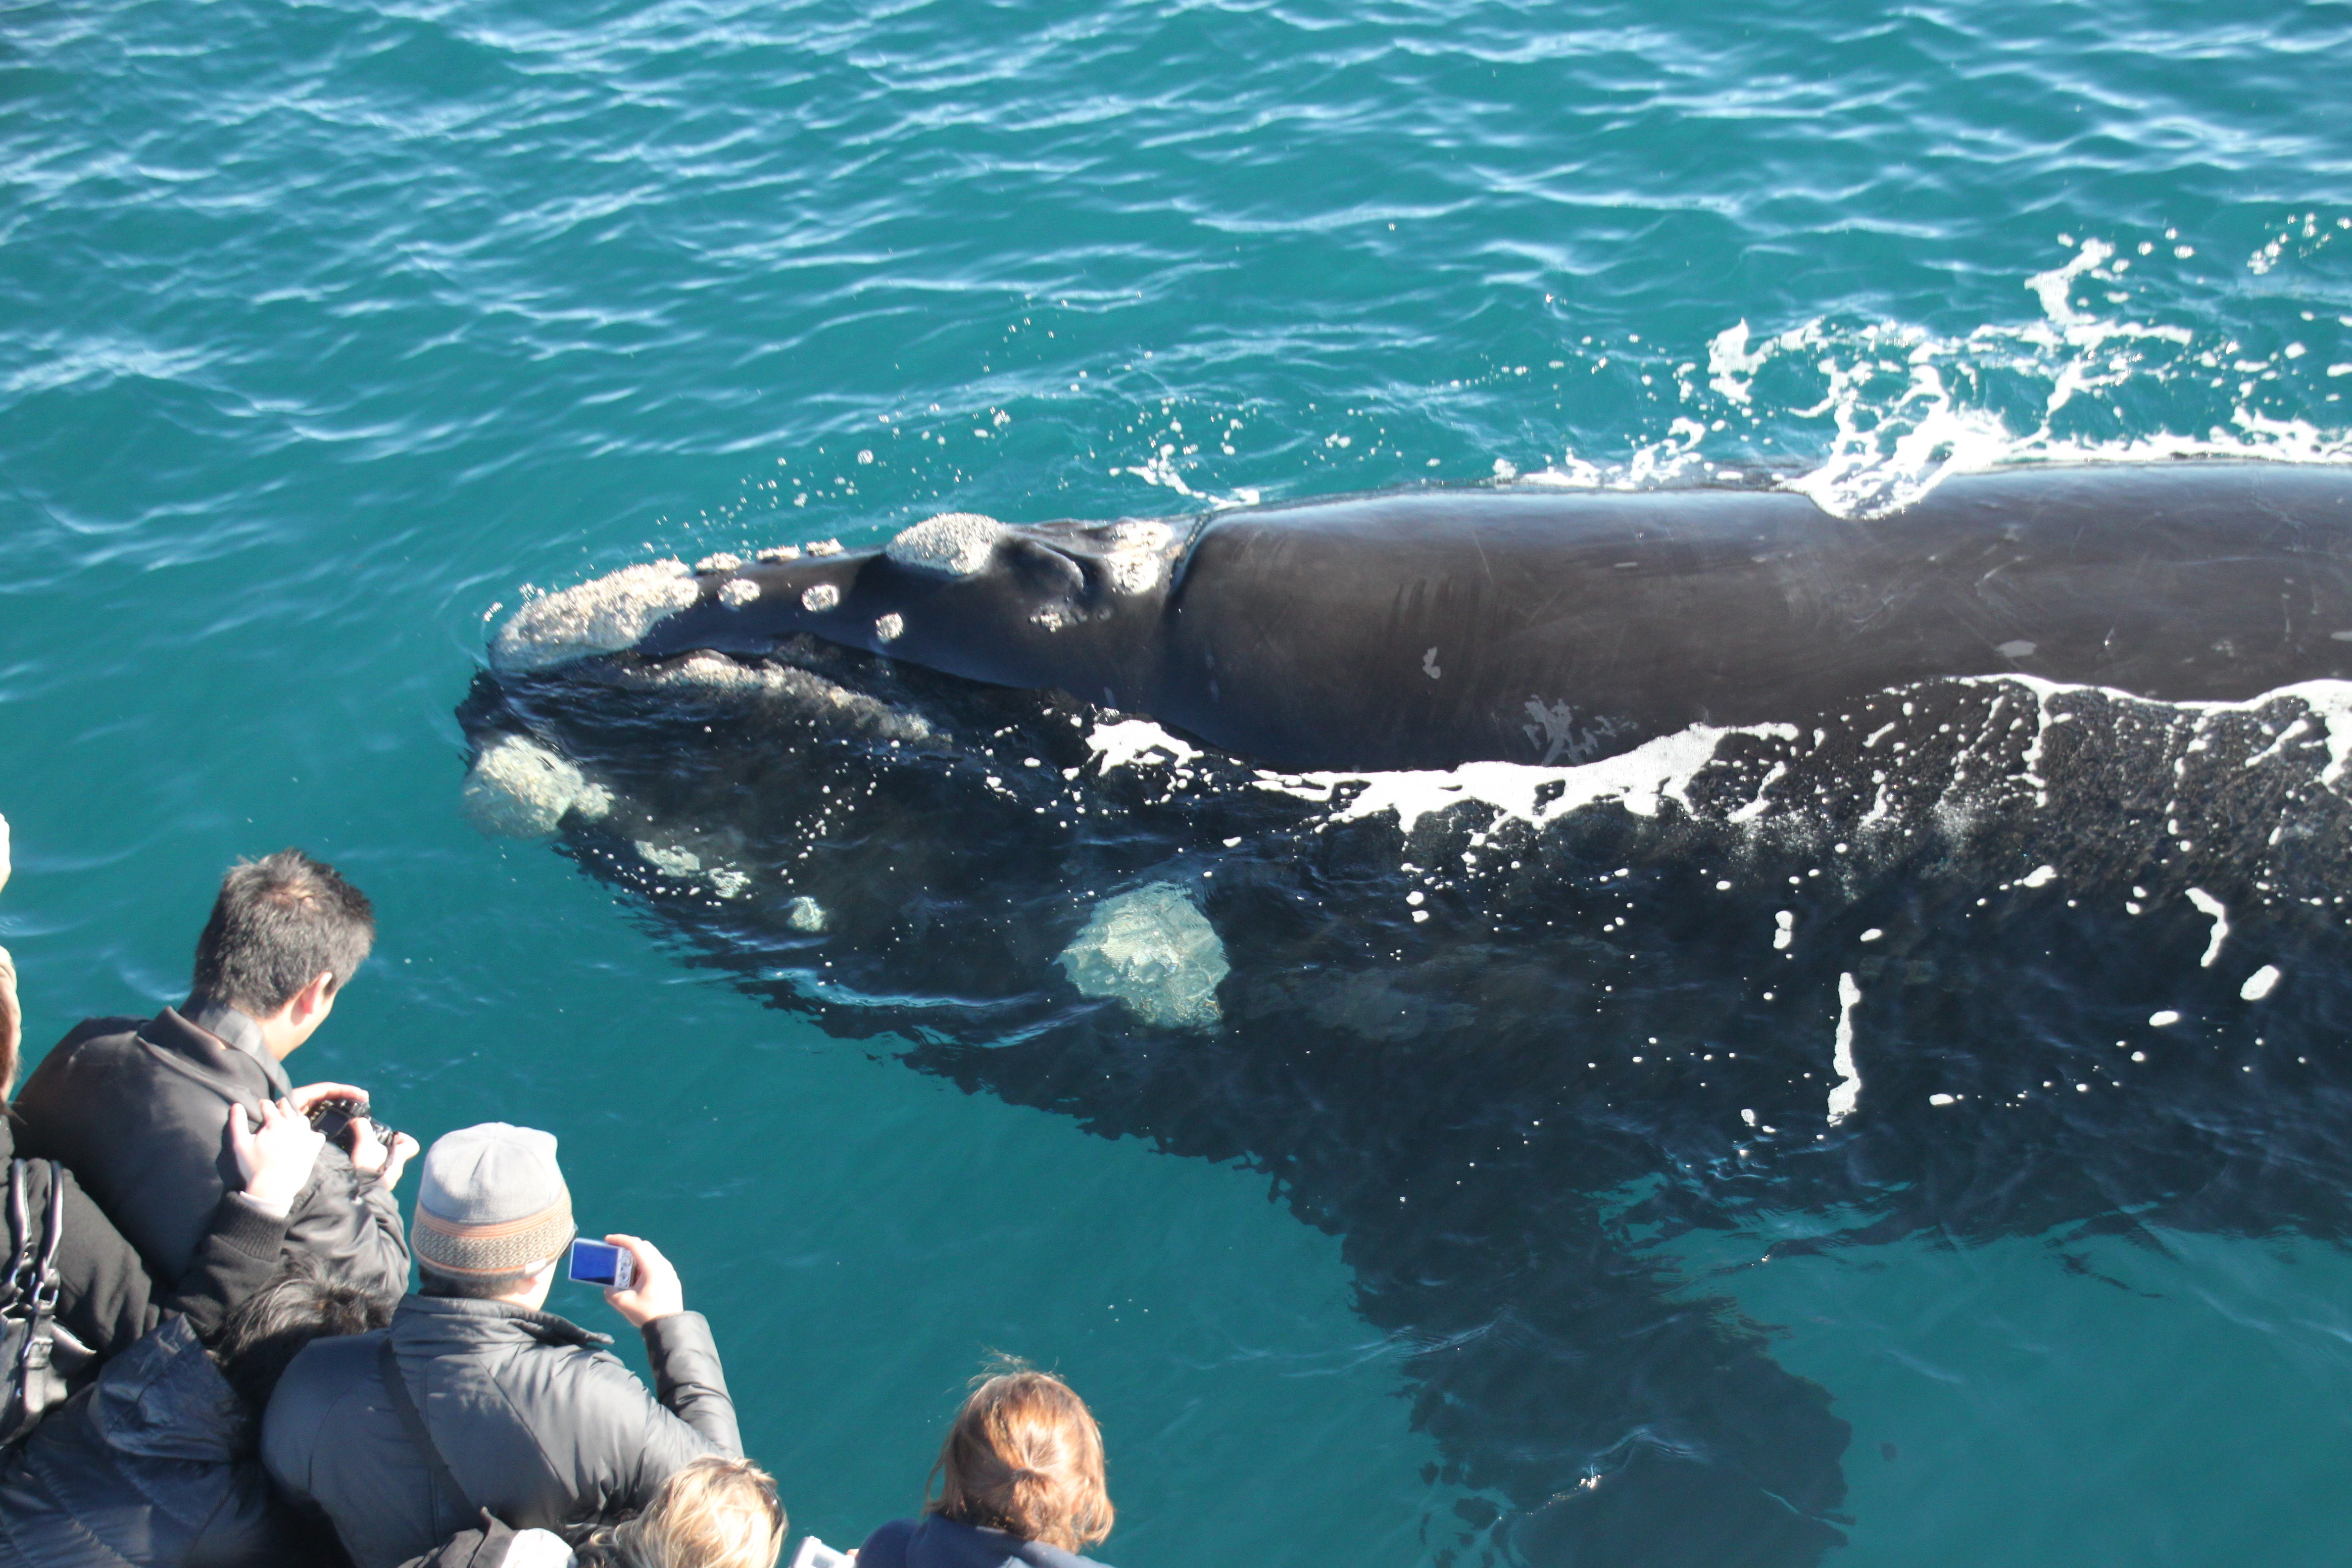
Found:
<box><xmin>305</xmin><ymin>1096</ymin><xmax>396</xmax><ymax>1157</ymax></box>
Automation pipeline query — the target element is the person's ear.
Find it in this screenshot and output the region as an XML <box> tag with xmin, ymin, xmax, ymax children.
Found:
<box><xmin>296</xmin><ymin>970</ymin><xmax>338</xmax><ymax>1022</ymax></box>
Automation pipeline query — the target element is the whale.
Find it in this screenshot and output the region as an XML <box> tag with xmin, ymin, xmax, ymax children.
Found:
<box><xmin>506</xmin><ymin>460</ymin><xmax>2352</xmax><ymax>773</ymax></box>
<box><xmin>461</xmin><ymin>461</ymin><xmax>2352</xmax><ymax>1568</ymax></box>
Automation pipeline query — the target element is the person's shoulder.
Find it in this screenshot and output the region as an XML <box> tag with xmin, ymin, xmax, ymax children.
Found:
<box><xmin>262</xmin><ymin>1326</ymin><xmax>388</xmax><ymax>1459</ymax></box>
<box><xmin>21</xmin><ymin>1015</ymin><xmax>146</xmax><ymax>1080</ymax></box>
<box><xmin>856</xmin><ymin>1516</ymin><xmax>920</xmax><ymax>1568</ymax></box>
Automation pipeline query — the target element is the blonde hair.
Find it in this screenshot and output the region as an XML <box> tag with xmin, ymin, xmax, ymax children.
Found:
<box><xmin>928</xmin><ymin>1363</ymin><xmax>1113</xmax><ymax>1553</ymax></box>
<box><xmin>587</xmin><ymin>1456</ymin><xmax>785</xmax><ymax>1568</ymax></box>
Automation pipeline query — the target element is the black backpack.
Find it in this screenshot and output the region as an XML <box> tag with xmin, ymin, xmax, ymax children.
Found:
<box><xmin>0</xmin><ymin>1158</ymin><xmax>93</xmax><ymax>1446</ymax></box>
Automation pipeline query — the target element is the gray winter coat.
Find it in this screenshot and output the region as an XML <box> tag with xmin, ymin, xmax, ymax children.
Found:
<box><xmin>260</xmin><ymin>1295</ymin><xmax>740</xmax><ymax>1568</ymax></box>
<box><xmin>0</xmin><ymin>1315</ymin><xmax>334</xmax><ymax>1568</ymax></box>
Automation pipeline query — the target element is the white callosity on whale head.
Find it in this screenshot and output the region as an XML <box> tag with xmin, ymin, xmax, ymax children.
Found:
<box><xmin>490</xmin><ymin>561</ymin><xmax>702</xmax><ymax>674</ymax></box>
<box><xmin>1099</xmin><ymin>520</ymin><xmax>1177</xmax><ymax>594</ymax></box>
<box><xmin>1057</xmin><ymin>882</ymin><xmax>1230</xmax><ymax>1030</ymax></box>
<box><xmin>785</xmin><ymin>896</ymin><xmax>829</xmax><ymax>933</ymax></box>
<box><xmin>885</xmin><ymin>512</ymin><xmax>1005</xmax><ymax>577</ymax></box>
<box><xmin>460</xmin><ymin>735</ymin><xmax>614</xmax><ymax>838</ymax></box>
<box><xmin>720</xmin><ymin>578</ymin><xmax>760</xmax><ymax>607</ymax></box>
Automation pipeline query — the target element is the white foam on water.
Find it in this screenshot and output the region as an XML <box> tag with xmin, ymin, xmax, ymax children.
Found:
<box><xmin>1087</xmin><ymin>719</ymin><xmax>1202</xmax><ymax>771</ymax></box>
<box><xmin>1516</xmin><ymin>238</ymin><xmax>2350</xmax><ymax>521</ymax></box>
<box><xmin>1251</xmin><ymin>724</ymin><xmax>1788</xmax><ymax>837</ymax></box>
<box><xmin>1827</xmin><ymin>973</ymin><xmax>1863</xmax><ymax>1126</ymax></box>
<box><xmin>2185</xmin><ymin>888</ymin><xmax>2230</xmax><ymax>967</ymax></box>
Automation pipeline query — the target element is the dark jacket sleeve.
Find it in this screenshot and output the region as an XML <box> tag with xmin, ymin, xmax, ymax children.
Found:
<box><xmin>554</xmin><ymin>1311</ymin><xmax>738</xmax><ymax>1516</ymax></box>
<box><xmin>283</xmin><ymin>1143</ymin><xmax>413</xmax><ymax>1303</ymax></box>
<box><xmin>44</xmin><ymin>1171</ymin><xmax>291</xmax><ymax>1367</ymax></box>
<box><xmin>641</xmin><ymin>1311</ymin><xmax>741</xmax><ymax>1458</ymax></box>
<box><xmin>163</xmin><ymin>1191</ymin><xmax>295</xmax><ymax>1340</ymax></box>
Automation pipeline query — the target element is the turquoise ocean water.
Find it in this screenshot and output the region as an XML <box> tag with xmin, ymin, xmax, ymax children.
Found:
<box><xmin>6</xmin><ymin>1</ymin><xmax>2352</xmax><ymax>1563</ymax></box>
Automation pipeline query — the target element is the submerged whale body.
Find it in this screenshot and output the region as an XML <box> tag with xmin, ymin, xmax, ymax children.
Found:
<box><xmin>463</xmin><ymin>463</ymin><xmax>2352</xmax><ymax>1568</ymax></box>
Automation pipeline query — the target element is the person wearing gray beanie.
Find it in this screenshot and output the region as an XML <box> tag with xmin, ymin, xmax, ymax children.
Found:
<box><xmin>261</xmin><ymin>1124</ymin><xmax>743</xmax><ymax>1568</ymax></box>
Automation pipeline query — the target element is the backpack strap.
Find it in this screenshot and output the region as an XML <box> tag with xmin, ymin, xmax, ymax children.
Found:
<box><xmin>379</xmin><ymin>1336</ymin><xmax>481</xmax><ymax>1517</ymax></box>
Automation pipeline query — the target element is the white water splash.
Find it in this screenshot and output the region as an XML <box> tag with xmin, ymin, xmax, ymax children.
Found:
<box><xmin>2185</xmin><ymin>888</ymin><xmax>2230</xmax><ymax>967</ymax></box>
<box><xmin>1521</xmin><ymin>235</ymin><xmax>2352</xmax><ymax>520</ymax></box>
<box><xmin>1827</xmin><ymin>973</ymin><xmax>1863</xmax><ymax>1125</ymax></box>
<box><xmin>1251</xmin><ymin>725</ymin><xmax>1787</xmax><ymax>837</ymax></box>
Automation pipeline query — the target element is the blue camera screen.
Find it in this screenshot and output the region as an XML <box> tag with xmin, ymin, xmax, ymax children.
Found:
<box><xmin>567</xmin><ymin>1239</ymin><xmax>623</xmax><ymax>1286</ymax></box>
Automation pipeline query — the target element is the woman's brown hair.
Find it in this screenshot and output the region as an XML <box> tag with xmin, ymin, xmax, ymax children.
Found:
<box><xmin>928</xmin><ymin>1362</ymin><xmax>1114</xmax><ymax>1553</ymax></box>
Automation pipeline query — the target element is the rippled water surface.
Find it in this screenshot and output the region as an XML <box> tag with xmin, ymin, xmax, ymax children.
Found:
<box><xmin>5</xmin><ymin>1</ymin><xmax>2352</xmax><ymax>1564</ymax></box>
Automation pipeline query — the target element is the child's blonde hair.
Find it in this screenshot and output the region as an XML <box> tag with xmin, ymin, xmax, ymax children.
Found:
<box><xmin>590</xmin><ymin>1455</ymin><xmax>785</xmax><ymax>1568</ymax></box>
<box><xmin>928</xmin><ymin>1363</ymin><xmax>1114</xmax><ymax>1554</ymax></box>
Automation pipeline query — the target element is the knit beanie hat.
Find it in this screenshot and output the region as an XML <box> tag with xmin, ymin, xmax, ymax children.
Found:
<box><xmin>412</xmin><ymin>1123</ymin><xmax>576</xmax><ymax>1277</ymax></box>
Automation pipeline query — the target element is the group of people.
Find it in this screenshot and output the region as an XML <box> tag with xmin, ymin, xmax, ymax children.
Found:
<box><xmin>0</xmin><ymin>821</ymin><xmax>1122</xmax><ymax>1568</ymax></box>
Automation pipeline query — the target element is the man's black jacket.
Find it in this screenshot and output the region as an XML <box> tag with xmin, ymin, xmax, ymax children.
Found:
<box><xmin>13</xmin><ymin>1004</ymin><xmax>408</xmax><ymax>1301</ymax></box>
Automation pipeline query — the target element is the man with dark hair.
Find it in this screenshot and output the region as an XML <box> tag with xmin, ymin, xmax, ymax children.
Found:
<box><xmin>12</xmin><ymin>849</ymin><xmax>417</xmax><ymax>1300</ymax></box>
<box><xmin>0</xmin><ymin>1255</ymin><xmax>393</xmax><ymax>1566</ymax></box>
<box><xmin>264</xmin><ymin>1124</ymin><xmax>742</xmax><ymax>1568</ymax></box>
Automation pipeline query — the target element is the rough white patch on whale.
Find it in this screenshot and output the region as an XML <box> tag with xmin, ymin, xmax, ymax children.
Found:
<box><xmin>636</xmin><ymin>841</ymin><xmax>703</xmax><ymax>878</ymax></box>
<box><xmin>1998</xmin><ymin>639</ymin><xmax>2038</xmax><ymax>659</ymax></box>
<box><xmin>874</xmin><ymin>612</ymin><xmax>905</xmax><ymax>643</ymax></box>
<box><xmin>696</xmin><ymin>552</ymin><xmax>744</xmax><ymax>573</ymax></box>
<box><xmin>707</xmin><ymin>867</ymin><xmax>751</xmax><ymax>899</ymax></box>
<box><xmin>1057</xmin><ymin>882</ymin><xmax>1229</xmax><ymax>1029</ymax></box>
<box><xmin>785</xmin><ymin>896</ymin><xmax>829</xmax><ymax>933</ymax></box>
<box><xmin>460</xmin><ymin>735</ymin><xmax>613</xmax><ymax>837</ymax></box>
<box><xmin>2020</xmin><ymin>864</ymin><xmax>2058</xmax><ymax>887</ymax></box>
<box><xmin>886</xmin><ymin>512</ymin><xmax>1003</xmax><ymax>577</ymax></box>
<box><xmin>754</xmin><ymin>545</ymin><xmax>802</xmax><ymax>563</ymax></box>
<box><xmin>1827</xmin><ymin>973</ymin><xmax>1863</xmax><ymax>1125</ymax></box>
<box><xmin>2185</xmin><ymin>887</ymin><xmax>2230</xmax><ymax>967</ymax></box>
<box><xmin>801</xmin><ymin>584</ymin><xmax>839</xmax><ymax>612</ymax></box>
<box><xmin>1087</xmin><ymin>719</ymin><xmax>1202</xmax><ymax>772</ymax></box>
<box><xmin>720</xmin><ymin>578</ymin><xmax>760</xmax><ymax>608</ymax></box>
<box><xmin>1255</xmin><ymin>723</ymin><xmax>1795</xmax><ymax>837</ymax></box>
<box><xmin>1101</xmin><ymin>520</ymin><xmax>1176</xmax><ymax>594</ymax></box>
<box><xmin>2150</xmin><ymin>1010</ymin><xmax>2181</xmax><ymax>1027</ymax></box>
<box><xmin>1773</xmin><ymin>910</ymin><xmax>1795</xmax><ymax>950</ymax></box>
<box><xmin>490</xmin><ymin>561</ymin><xmax>700</xmax><ymax>674</ymax></box>
<box><xmin>2241</xmin><ymin>965</ymin><xmax>2281</xmax><ymax>1001</ymax></box>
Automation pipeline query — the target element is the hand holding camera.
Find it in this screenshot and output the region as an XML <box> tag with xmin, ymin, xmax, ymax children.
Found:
<box><xmin>229</xmin><ymin>1098</ymin><xmax>329</xmax><ymax>1219</ymax></box>
<box><xmin>576</xmin><ymin>1233</ymin><xmax>685</xmax><ymax>1327</ymax></box>
<box><xmin>288</xmin><ymin>1081</ymin><xmax>419</xmax><ymax>1189</ymax></box>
